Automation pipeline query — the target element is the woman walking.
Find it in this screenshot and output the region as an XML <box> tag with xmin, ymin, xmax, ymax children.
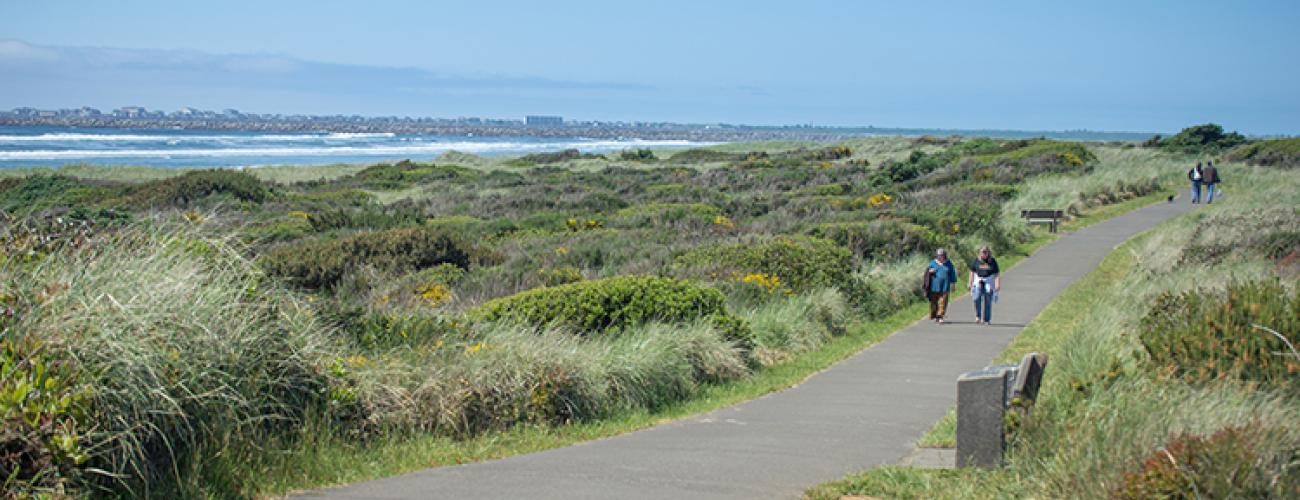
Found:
<box><xmin>969</xmin><ymin>246</ymin><xmax>1000</xmax><ymax>325</ymax></box>
<box><xmin>1187</xmin><ymin>161</ymin><xmax>1204</xmax><ymax>204</ymax></box>
<box><xmin>926</xmin><ymin>248</ymin><xmax>957</xmax><ymax>323</ymax></box>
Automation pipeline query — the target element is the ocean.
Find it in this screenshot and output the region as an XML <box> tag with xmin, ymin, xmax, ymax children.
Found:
<box><xmin>0</xmin><ymin>125</ymin><xmax>716</xmax><ymax>169</ymax></box>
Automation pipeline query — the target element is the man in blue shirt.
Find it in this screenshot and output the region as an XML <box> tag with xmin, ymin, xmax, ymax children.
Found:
<box><xmin>926</xmin><ymin>248</ymin><xmax>958</xmax><ymax>324</ymax></box>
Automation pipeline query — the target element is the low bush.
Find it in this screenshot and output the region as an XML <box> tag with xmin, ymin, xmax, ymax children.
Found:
<box><xmin>507</xmin><ymin>149</ymin><xmax>602</xmax><ymax>166</ymax></box>
<box><xmin>1158</xmin><ymin>123</ymin><xmax>1248</xmax><ymax>153</ymax></box>
<box><xmin>1139</xmin><ymin>279</ymin><xmax>1299</xmax><ymax>393</ymax></box>
<box><xmin>345</xmin><ymin>160</ymin><xmax>474</xmax><ymax>190</ymax></box>
<box><xmin>666</xmin><ymin>148</ymin><xmax>749</xmax><ymax>163</ymax></box>
<box><xmin>619</xmin><ymin>148</ymin><xmax>656</xmax><ymax>161</ymax></box>
<box><xmin>261</xmin><ymin>227</ymin><xmax>490</xmax><ymax>289</ymax></box>
<box><xmin>608</xmin><ymin>202</ymin><xmax>722</xmax><ymax>230</ymax></box>
<box><xmin>122</xmin><ymin>169</ymin><xmax>269</xmax><ymax>207</ymax></box>
<box><xmin>0</xmin><ymin>175</ymin><xmax>108</xmax><ymax>214</ymax></box>
<box><xmin>807</xmin><ymin>219</ymin><xmax>943</xmax><ymax>261</ymax></box>
<box><xmin>471</xmin><ymin>275</ymin><xmax>752</xmax><ymax>347</ymax></box>
<box><xmin>1114</xmin><ymin>425</ymin><xmax>1298</xmax><ymax>499</ymax></box>
<box><xmin>673</xmin><ymin>236</ymin><xmax>854</xmax><ymax>292</ymax></box>
<box><xmin>304</xmin><ymin>206</ymin><xmax>424</xmax><ymax>232</ymax></box>
<box><xmin>1225</xmin><ymin>137</ymin><xmax>1300</xmax><ymax>168</ymax></box>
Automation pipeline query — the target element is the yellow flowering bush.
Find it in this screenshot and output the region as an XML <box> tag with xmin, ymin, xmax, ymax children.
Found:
<box><xmin>867</xmin><ymin>193</ymin><xmax>894</xmax><ymax>208</ymax></box>
<box><xmin>417</xmin><ymin>283</ymin><xmax>453</xmax><ymax>308</ymax></box>
<box><xmin>287</xmin><ymin>210</ymin><xmax>310</xmax><ymax>219</ymax></box>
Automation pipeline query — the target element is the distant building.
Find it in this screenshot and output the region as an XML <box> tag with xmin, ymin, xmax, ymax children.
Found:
<box><xmin>115</xmin><ymin>106</ymin><xmax>147</xmax><ymax>118</ymax></box>
<box><xmin>526</xmin><ymin>115</ymin><xmax>563</xmax><ymax>127</ymax></box>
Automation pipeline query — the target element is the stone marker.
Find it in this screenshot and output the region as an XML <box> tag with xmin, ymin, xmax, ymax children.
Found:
<box><xmin>956</xmin><ymin>364</ymin><xmax>1015</xmax><ymax>468</ymax></box>
<box><xmin>956</xmin><ymin>353</ymin><xmax>1050</xmax><ymax>469</ymax></box>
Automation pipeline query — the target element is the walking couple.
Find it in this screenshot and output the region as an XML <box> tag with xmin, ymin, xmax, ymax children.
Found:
<box><xmin>925</xmin><ymin>247</ymin><xmax>1000</xmax><ymax>325</ymax></box>
<box><xmin>1188</xmin><ymin>160</ymin><xmax>1222</xmax><ymax>204</ymax></box>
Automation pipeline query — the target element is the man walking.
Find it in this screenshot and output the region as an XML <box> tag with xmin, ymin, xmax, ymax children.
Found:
<box><xmin>1203</xmin><ymin>160</ymin><xmax>1221</xmax><ymax>204</ymax></box>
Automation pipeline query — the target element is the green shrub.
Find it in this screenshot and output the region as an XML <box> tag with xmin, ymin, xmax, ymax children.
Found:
<box><xmin>123</xmin><ymin>169</ymin><xmax>269</xmax><ymax>207</ymax></box>
<box><xmin>261</xmin><ymin>227</ymin><xmax>489</xmax><ymax>289</ymax></box>
<box><xmin>609</xmin><ymin>203</ymin><xmax>722</xmax><ymax>229</ymax></box>
<box><xmin>1139</xmin><ymin>280</ymin><xmax>1299</xmax><ymax>393</ymax></box>
<box><xmin>346</xmin><ymin>160</ymin><xmax>474</xmax><ymax>189</ymax></box>
<box><xmin>673</xmin><ymin>237</ymin><xmax>854</xmax><ymax>292</ymax></box>
<box><xmin>0</xmin><ymin>336</ymin><xmax>90</xmax><ymax>496</ymax></box>
<box><xmin>807</xmin><ymin>219</ymin><xmax>943</xmax><ymax>261</ymax></box>
<box><xmin>667</xmin><ymin>148</ymin><xmax>748</xmax><ymax>163</ymax></box>
<box><xmin>619</xmin><ymin>148</ymin><xmax>656</xmax><ymax>161</ymax></box>
<box><xmin>1159</xmin><ymin>123</ymin><xmax>1248</xmax><ymax>153</ymax></box>
<box><xmin>1225</xmin><ymin>138</ymin><xmax>1300</xmax><ymax>168</ymax></box>
<box><xmin>304</xmin><ymin>206</ymin><xmax>424</xmax><ymax>231</ymax></box>
<box><xmin>507</xmin><ymin>149</ymin><xmax>602</xmax><ymax>166</ymax></box>
<box><xmin>471</xmin><ymin>275</ymin><xmax>752</xmax><ymax>347</ymax></box>
<box><xmin>0</xmin><ymin>175</ymin><xmax>108</xmax><ymax>214</ymax></box>
<box><xmin>1114</xmin><ymin>425</ymin><xmax>1298</xmax><ymax>499</ymax></box>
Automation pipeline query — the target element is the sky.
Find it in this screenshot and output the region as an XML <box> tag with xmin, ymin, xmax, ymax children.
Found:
<box><xmin>1</xmin><ymin>0</ymin><xmax>1297</xmax><ymax>134</ymax></box>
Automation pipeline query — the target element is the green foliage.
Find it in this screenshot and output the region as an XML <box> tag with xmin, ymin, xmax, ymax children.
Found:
<box><xmin>666</xmin><ymin>148</ymin><xmax>749</xmax><ymax>163</ymax></box>
<box><xmin>872</xmin><ymin>150</ymin><xmax>954</xmax><ymax>185</ymax></box>
<box><xmin>507</xmin><ymin>149</ymin><xmax>602</xmax><ymax>166</ymax></box>
<box><xmin>609</xmin><ymin>203</ymin><xmax>723</xmax><ymax>229</ymax></box>
<box><xmin>674</xmin><ymin>237</ymin><xmax>854</xmax><ymax>292</ymax></box>
<box><xmin>304</xmin><ymin>206</ymin><xmax>424</xmax><ymax>232</ymax></box>
<box><xmin>0</xmin><ymin>175</ymin><xmax>107</xmax><ymax>214</ymax></box>
<box><xmin>124</xmin><ymin>169</ymin><xmax>270</xmax><ymax>207</ymax></box>
<box><xmin>0</xmin><ymin>337</ymin><xmax>90</xmax><ymax>496</ymax></box>
<box><xmin>619</xmin><ymin>148</ymin><xmax>657</xmax><ymax>161</ymax></box>
<box><xmin>1225</xmin><ymin>137</ymin><xmax>1300</xmax><ymax>168</ymax></box>
<box><xmin>472</xmin><ymin>275</ymin><xmax>752</xmax><ymax>346</ymax></box>
<box><xmin>1114</xmin><ymin>425</ymin><xmax>1298</xmax><ymax>499</ymax></box>
<box><xmin>807</xmin><ymin>219</ymin><xmax>943</xmax><ymax>261</ymax></box>
<box><xmin>261</xmin><ymin>227</ymin><xmax>489</xmax><ymax>289</ymax></box>
<box><xmin>1159</xmin><ymin>123</ymin><xmax>1248</xmax><ymax>153</ymax></box>
<box><xmin>1139</xmin><ymin>279</ymin><xmax>1299</xmax><ymax>392</ymax></box>
<box><xmin>346</xmin><ymin>160</ymin><xmax>475</xmax><ymax>190</ymax></box>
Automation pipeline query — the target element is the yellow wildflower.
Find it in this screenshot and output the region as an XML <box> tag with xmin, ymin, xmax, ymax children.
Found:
<box><xmin>288</xmin><ymin>211</ymin><xmax>310</xmax><ymax>219</ymax></box>
<box><xmin>417</xmin><ymin>283</ymin><xmax>453</xmax><ymax>308</ymax></box>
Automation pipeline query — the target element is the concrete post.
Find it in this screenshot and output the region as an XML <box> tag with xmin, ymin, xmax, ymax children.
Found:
<box><xmin>956</xmin><ymin>365</ymin><xmax>1015</xmax><ymax>468</ymax></box>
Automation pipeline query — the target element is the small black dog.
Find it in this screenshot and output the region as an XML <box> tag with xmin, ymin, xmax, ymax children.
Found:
<box><xmin>1167</xmin><ymin>194</ymin><xmax>1175</xmax><ymax>203</ymax></box>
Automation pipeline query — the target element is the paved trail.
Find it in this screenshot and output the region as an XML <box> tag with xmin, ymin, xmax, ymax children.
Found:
<box><xmin>303</xmin><ymin>201</ymin><xmax>1188</xmax><ymax>500</ymax></box>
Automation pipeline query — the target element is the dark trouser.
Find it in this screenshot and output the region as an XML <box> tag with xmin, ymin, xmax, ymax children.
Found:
<box><xmin>1190</xmin><ymin>180</ymin><xmax>1202</xmax><ymax>203</ymax></box>
<box><xmin>927</xmin><ymin>291</ymin><xmax>949</xmax><ymax>319</ymax></box>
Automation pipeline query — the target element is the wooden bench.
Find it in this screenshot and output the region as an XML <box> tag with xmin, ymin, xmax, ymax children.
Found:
<box><xmin>1020</xmin><ymin>209</ymin><xmax>1064</xmax><ymax>233</ymax></box>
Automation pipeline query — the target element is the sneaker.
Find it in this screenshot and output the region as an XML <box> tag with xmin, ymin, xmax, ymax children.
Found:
<box><xmin>937</xmin><ymin>318</ymin><xmax>945</xmax><ymax>324</ymax></box>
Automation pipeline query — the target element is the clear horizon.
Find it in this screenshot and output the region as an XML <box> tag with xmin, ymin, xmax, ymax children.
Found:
<box><xmin>2</xmin><ymin>1</ymin><xmax>1297</xmax><ymax>135</ymax></box>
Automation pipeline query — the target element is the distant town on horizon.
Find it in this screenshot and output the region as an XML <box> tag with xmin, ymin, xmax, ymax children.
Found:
<box><xmin>0</xmin><ymin>104</ymin><xmax>1170</xmax><ymax>143</ymax></box>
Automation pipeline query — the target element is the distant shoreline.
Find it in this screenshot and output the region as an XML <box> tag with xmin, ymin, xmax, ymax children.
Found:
<box><xmin>0</xmin><ymin>116</ymin><xmax>1158</xmax><ymax>143</ymax></box>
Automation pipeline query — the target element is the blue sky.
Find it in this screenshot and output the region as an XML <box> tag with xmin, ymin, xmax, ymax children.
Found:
<box><xmin>1</xmin><ymin>1</ymin><xmax>1297</xmax><ymax>134</ymax></box>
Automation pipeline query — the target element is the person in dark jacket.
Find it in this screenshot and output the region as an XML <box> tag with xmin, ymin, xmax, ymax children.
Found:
<box><xmin>926</xmin><ymin>248</ymin><xmax>957</xmax><ymax>323</ymax></box>
<box><xmin>969</xmin><ymin>246</ymin><xmax>1000</xmax><ymax>325</ymax></box>
<box><xmin>1187</xmin><ymin>162</ymin><xmax>1204</xmax><ymax>204</ymax></box>
<box><xmin>1203</xmin><ymin>160</ymin><xmax>1221</xmax><ymax>204</ymax></box>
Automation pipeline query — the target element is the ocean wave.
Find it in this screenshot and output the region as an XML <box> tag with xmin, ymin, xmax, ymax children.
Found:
<box><xmin>0</xmin><ymin>139</ymin><xmax>713</xmax><ymax>160</ymax></box>
<box><xmin>0</xmin><ymin>132</ymin><xmax>397</xmax><ymax>142</ymax></box>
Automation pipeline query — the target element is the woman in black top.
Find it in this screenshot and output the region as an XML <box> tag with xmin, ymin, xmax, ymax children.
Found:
<box><xmin>969</xmin><ymin>246</ymin><xmax>1000</xmax><ymax>324</ymax></box>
